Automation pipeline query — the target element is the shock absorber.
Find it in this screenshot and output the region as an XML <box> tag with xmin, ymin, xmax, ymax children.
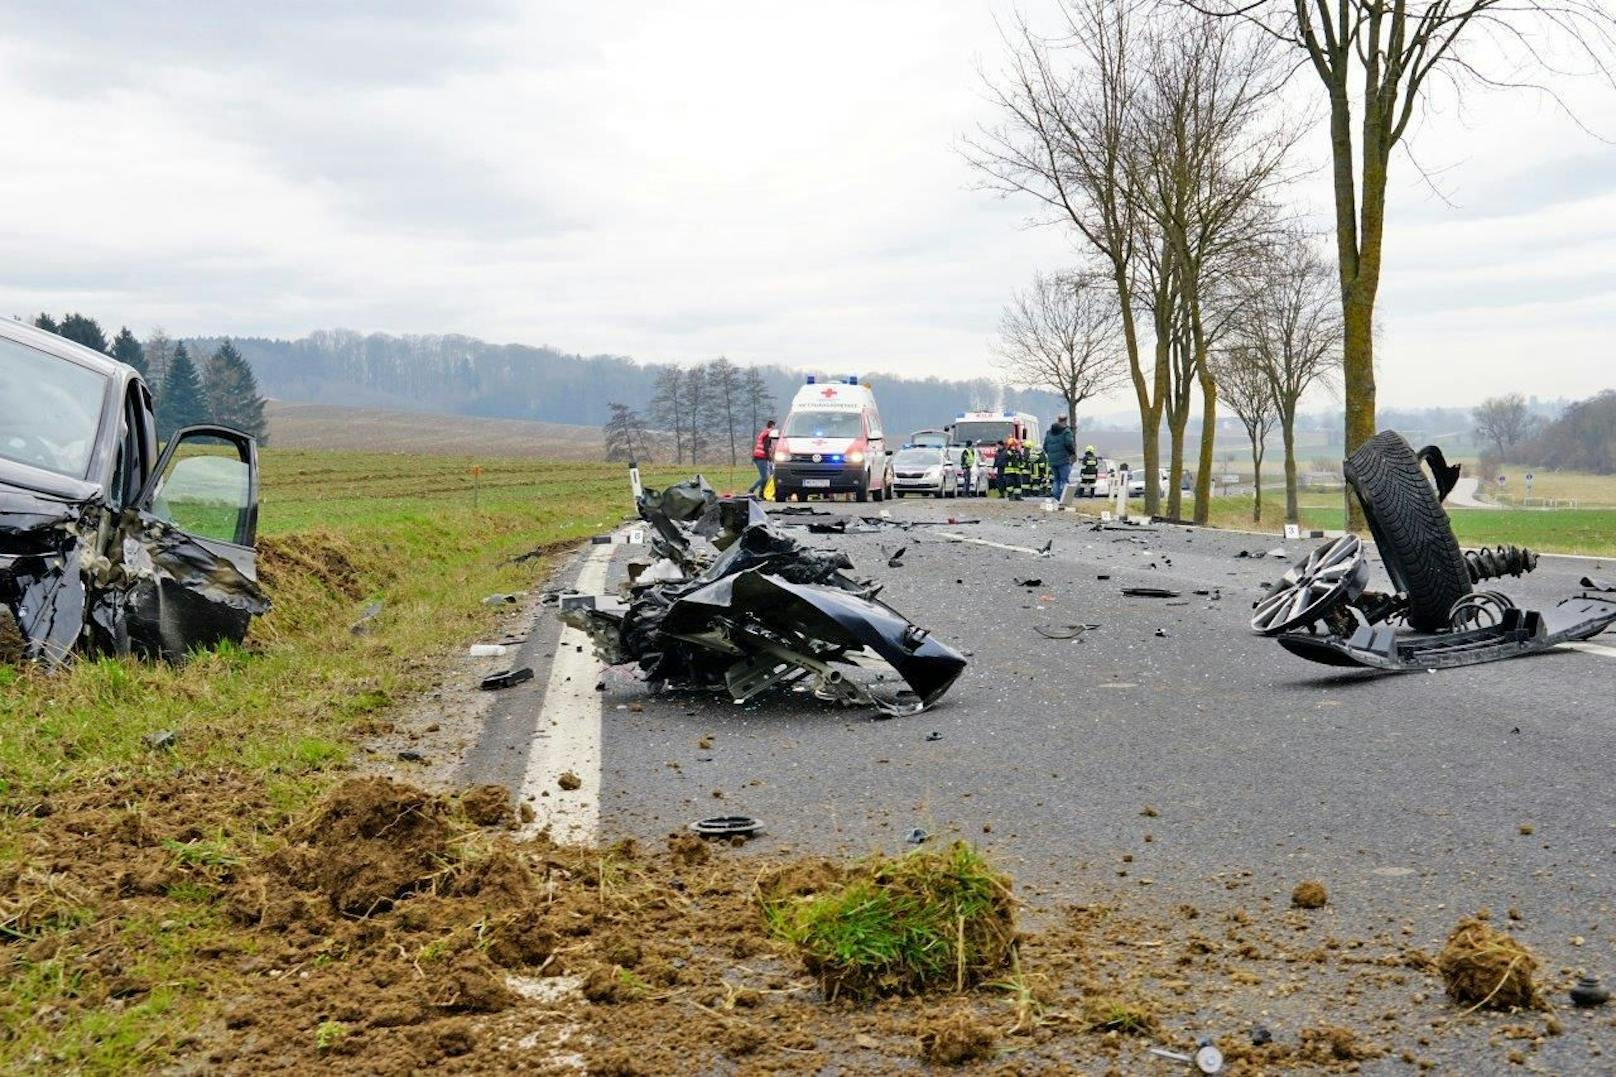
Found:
<box><xmin>1464</xmin><ymin>545</ymin><xmax>1539</xmax><ymax>584</ymax></box>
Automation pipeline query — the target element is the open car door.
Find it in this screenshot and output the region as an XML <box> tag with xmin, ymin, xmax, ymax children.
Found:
<box><xmin>122</xmin><ymin>425</ymin><xmax>269</xmax><ymax>661</ymax></box>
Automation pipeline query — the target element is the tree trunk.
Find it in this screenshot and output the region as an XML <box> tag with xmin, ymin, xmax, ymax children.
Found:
<box><xmin>1251</xmin><ymin>447</ymin><xmax>1263</xmax><ymax>523</ymax></box>
<box><xmin>1282</xmin><ymin>417</ymin><xmax>1299</xmax><ymax>524</ymax></box>
<box><xmin>1166</xmin><ymin>415</ymin><xmax>1187</xmax><ymax>520</ymax></box>
<box><xmin>1066</xmin><ymin>395</ymin><xmax>1077</xmax><ymax>431</ymax></box>
<box><xmin>1193</xmin><ymin>363</ymin><xmax>1216</xmax><ymax>526</ymax></box>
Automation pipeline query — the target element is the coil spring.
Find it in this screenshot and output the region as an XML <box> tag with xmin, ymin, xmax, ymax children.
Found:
<box><xmin>1448</xmin><ymin>591</ymin><xmax>1517</xmax><ymax>631</ymax></box>
<box><xmin>1464</xmin><ymin>545</ymin><xmax>1539</xmax><ymax>583</ymax></box>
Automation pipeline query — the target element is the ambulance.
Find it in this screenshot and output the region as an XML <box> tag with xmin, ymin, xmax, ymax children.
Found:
<box><xmin>771</xmin><ymin>376</ymin><xmax>893</xmax><ymax>502</ymax></box>
<box><xmin>945</xmin><ymin>410</ymin><xmax>1042</xmax><ymax>484</ymax></box>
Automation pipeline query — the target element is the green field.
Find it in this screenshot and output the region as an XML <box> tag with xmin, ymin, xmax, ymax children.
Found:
<box><xmin>0</xmin><ymin>452</ymin><xmax>751</xmax><ymax>1071</ymax></box>
<box><xmin>1130</xmin><ymin>489</ymin><xmax>1616</xmax><ymax>558</ymax></box>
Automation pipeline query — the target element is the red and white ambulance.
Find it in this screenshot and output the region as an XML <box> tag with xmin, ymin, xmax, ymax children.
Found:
<box><xmin>771</xmin><ymin>376</ymin><xmax>893</xmax><ymax>502</ymax></box>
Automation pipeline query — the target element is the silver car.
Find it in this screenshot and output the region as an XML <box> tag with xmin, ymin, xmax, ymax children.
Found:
<box><xmin>890</xmin><ymin>446</ymin><xmax>959</xmax><ymax>498</ymax></box>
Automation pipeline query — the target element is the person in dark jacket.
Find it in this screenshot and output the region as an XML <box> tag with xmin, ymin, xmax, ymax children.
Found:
<box><xmin>1042</xmin><ymin>417</ymin><xmax>1077</xmax><ymax>499</ymax></box>
<box><xmin>992</xmin><ymin>439</ymin><xmax>1009</xmax><ymax>497</ymax></box>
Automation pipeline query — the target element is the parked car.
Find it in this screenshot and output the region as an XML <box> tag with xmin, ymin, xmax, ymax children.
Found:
<box><xmin>0</xmin><ymin>319</ymin><xmax>267</xmax><ymax>664</ymax></box>
<box><xmin>907</xmin><ymin>428</ymin><xmax>950</xmax><ymax>450</ymax></box>
<box><xmin>1127</xmin><ymin>468</ymin><xmax>1172</xmax><ymax>498</ymax></box>
<box><xmin>890</xmin><ymin>446</ymin><xmax>959</xmax><ymax>498</ymax></box>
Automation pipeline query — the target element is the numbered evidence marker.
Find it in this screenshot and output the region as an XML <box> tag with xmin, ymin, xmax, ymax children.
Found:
<box><xmin>1284</xmin><ymin>523</ymin><xmax>1301</xmax><ymax>541</ymax></box>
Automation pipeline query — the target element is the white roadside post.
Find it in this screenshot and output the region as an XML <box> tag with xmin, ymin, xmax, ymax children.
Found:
<box><xmin>1115</xmin><ymin>467</ymin><xmax>1130</xmax><ymax>521</ymax></box>
<box><xmin>628</xmin><ymin>459</ymin><xmax>643</xmax><ymax>501</ymax></box>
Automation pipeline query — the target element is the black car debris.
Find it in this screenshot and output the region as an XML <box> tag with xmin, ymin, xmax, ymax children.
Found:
<box><xmin>0</xmin><ymin>320</ymin><xmax>268</xmax><ymax>665</ymax></box>
<box><xmin>554</xmin><ymin>476</ymin><xmax>967</xmax><ymax>716</ymax></box>
<box><xmin>1252</xmin><ymin>430</ymin><xmax>1616</xmax><ymax>670</ymax></box>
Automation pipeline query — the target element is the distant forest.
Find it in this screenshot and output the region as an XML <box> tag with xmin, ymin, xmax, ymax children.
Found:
<box><xmin>190</xmin><ymin>329</ymin><xmax>1070</xmax><ymax>443</ymax></box>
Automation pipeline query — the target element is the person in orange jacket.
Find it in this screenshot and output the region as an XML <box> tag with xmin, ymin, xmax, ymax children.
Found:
<box><xmin>748</xmin><ymin>419</ymin><xmax>777</xmax><ymax>495</ymax></box>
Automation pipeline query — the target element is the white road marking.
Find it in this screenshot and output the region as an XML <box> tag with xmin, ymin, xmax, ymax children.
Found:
<box><xmin>520</xmin><ymin>541</ymin><xmax>613</xmax><ymax>844</ymax></box>
<box><xmin>1564</xmin><ymin>639</ymin><xmax>1616</xmax><ymax>660</ymax></box>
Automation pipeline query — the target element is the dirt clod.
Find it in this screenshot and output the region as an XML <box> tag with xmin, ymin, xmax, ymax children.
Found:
<box><xmin>916</xmin><ymin>1008</ymin><xmax>997</xmax><ymax>1065</ymax></box>
<box><xmin>1292</xmin><ymin>880</ymin><xmax>1329</xmax><ymax>909</ymax></box>
<box><xmin>276</xmin><ymin>776</ymin><xmax>450</xmax><ymax>915</ymax></box>
<box><xmin>558</xmin><ymin>771</ymin><xmax>582</xmax><ymax>791</ymax></box>
<box><xmin>459</xmin><ymin>784</ymin><xmax>514</xmax><ymax>828</ymax></box>
<box><xmin>1437</xmin><ymin>916</ymin><xmax>1541</xmax><ymax>1011</ymax></box>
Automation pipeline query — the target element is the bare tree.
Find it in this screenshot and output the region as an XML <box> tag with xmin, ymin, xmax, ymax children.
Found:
<box><xmin>1241</xmin><ymin>237</ymin><xmax>1343</xmax><ymax>523</ymax></box>
<box><xmin>996</xmin><ymin>271</ymin><xmax>1127</xmax><ymax>429</ymax></box>
<box><xmin>1182</xmin><ymin>0</ymin><xmax>1616</xmax><ymax>527</ymax></box>
<box><xmin>703</xmin><ymin>356</ymin><xmax>743</xmax><ymax>466</ymax></box>
<box><xmin>969</xmin><ymin>0</ymin><xmax>1172</xmax><ymax>513</ymax></box>
<box><xmin>740</xmin><ymin>365</ymin><xmax>777</xmax><ymax>443</ymax></box>
<box><xmin>648</xmin><ymin>366</ymin><xmax>688</xmax><ymax>464</ymax></box>
<box><xmin>1214</xmin><ymin>344</ymin><xmax>1279</xmax><ymax>522</ymax></box>
<box><xmin>1126</xmin><ymin>9</ymin><xmax>1297</xmax><ymax>522</ymax></box>
<box><xmin>1472</xmin><ymin>393</ymin><xmax>1533</xmax><ymax>459</ymax></box>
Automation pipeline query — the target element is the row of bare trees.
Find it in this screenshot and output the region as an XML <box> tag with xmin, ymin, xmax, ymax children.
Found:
<box><xmin>976</xmin><ymin>0</ymin><xmax>1614</xmax><ymax>526</ymax></box>
<box><xmin>648</xmin><ymin>357</ymin><xmax>776</xmax><ymax>466</ymax></box>
<box><xmin>973</xmin><ymin>0</ymin><xmax>1331</xmax><ymax>521</ymax></box>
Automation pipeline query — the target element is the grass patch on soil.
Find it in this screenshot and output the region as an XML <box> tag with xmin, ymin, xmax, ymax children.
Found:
<box><xmin>760</xmin><ymin>842</ymin><xmax>1016</xmax><ymax>1001</ymax></box>
<box><xmin>0</xmin><ymin>451</ymin><xmax>750</xmax><ymax>1072</ymax></box>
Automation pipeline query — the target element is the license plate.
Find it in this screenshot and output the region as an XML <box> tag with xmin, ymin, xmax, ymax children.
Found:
<box><xmin>803</xmin><ymin>478</ymin><xmax>831</xmax><ymax>488</ymax></box>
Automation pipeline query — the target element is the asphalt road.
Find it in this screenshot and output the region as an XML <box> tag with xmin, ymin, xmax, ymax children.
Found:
<box><xmin>459</xmin><ymin>493</ymin><xmax>1616</xmax><ymax>1070</ymax></box>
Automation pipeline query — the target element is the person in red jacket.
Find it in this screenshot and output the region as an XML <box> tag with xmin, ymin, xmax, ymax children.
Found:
<box><xmin>748</xmin><ymin>419</ymin><xmax>777</xmax><ymax>495</ymax></box>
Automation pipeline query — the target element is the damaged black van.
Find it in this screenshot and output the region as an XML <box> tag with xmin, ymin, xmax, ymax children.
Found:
<box><xmin>0</xmin><ymin>319</ymin><xmax>268</xmax><ymax>664</ymax></box>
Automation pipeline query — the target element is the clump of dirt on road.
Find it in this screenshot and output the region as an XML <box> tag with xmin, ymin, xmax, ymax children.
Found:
<box><xmin>1291</xmin><ymin>880</ymin><xmax>1329</xmax><ymax>909</ymax></box>
<box><xmin>761</xmin><ymin>841</ymin><xmax>1015</xmax><ymax>1000</ymax></box>
<box><xmin>458</xmin><ymin>783</ymin><xmax>515</xmax><ymax>828</ymax></box>
<box><xmin>916</xmin><ymin>1006</ymin><xmax>998</xmax><ymax>1064</ymax></box>
<box><xmin>1438</xmin><ymin>915</ymin><xmax>1542</xmax><ymax>1010</ymax></box>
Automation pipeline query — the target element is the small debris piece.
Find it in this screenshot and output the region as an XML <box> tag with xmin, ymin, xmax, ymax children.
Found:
<box><xmin>1154</xmin><ymin>628</ymin><xmax>1170</xmax><ymax>638</ymax></box>
<box><xmin>557</xmin><ymin>771</ymin><xmax>582</xmax><ymax>791</ymax></box>
<box><xmin>689</xmin><ymin>815</ymin><xmax>763</xmax><ymax>839</ymax></box>
<box><xmin>397</xmin><ymin>750</ymin><xmax>427</xmax><ymax>763</ymax></box>
<box><xmin>479</xmin><ymin>667</ymin><xmax>534</xmax><ymax>691</ymax></box>
<box><xmin>1250</xmin><ymin>1026</ymin><xmax>1272</xmax><ymax>1046</ymax></box>
<box><xmin>1266</xmin><ymin>548</ymin><xmax>1289</xmax><ymax>558</ymax></box>
<box><xmin>481</xmin><ymin>592</ymin><xmax>523</xmax><ymax>606</ymax></box>
<box><xmin>697</xmin><ymin>735</ymin><xmax>713</xmax><ymax>750</ymax></box>
<box><xmin>142</xmin><ymin>729</ymin><xmax>177</xmax><ymax>751</ymax></box>
<box><xmin>468</xmin><ymin>643</ymin><xmax>510</xmax><ymax>657</ymax></box>
<box><xmin>1569</xmin><ymin>973</ymin><xmax>1609</xmax><ymax>1008</ymax></box>
<box><xmin>1437</xmin><ymin>916</ymin><xmax>1541</xmax><ymax>1010</ymax></box>
<box><xmin>1034</xmin><ymin>623</ymin><xmax>1096</xmax><ymax>640</ymax></box>
<box><xmin>1140</xmin><ymin>805</ymin><xmax>1159</xmax><ymax>817</ymax></box>
<box><xmin>1291</xmin><ymin>881</ymin><xmax>1328</xmax><ymax>909</ymax></box>
<box><xmin>905</xmin><ymin>827</ymin><xmax>929</xmax><ymax>845</ymax></box>
<box><xmin>1013</xmin><ymin>577</ymin><xmax>1043</xmax><ymax>587</ymax></box>
<box><xmin>925</xmin><ymin>731</ymin><xmax>943</xmax><ymax>742</ymax></box>
<box><xmin>1518</xmin><ymin>822</ymin><xmax>1534</xmax><ymax>835</ymax></box>
<box><xmin>1122</xmin><ymin>587</ymin><xmax>1180</xmax><ymax>598</ymax></box>
<box><xmin>350</xmin><ymin>600</ymin><xmax>384</xmax><ymax>634</ymax></box>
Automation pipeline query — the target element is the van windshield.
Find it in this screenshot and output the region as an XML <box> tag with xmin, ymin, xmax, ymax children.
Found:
<box><xmin>0</xmin><ymin>338</ymin><xmax>108</xmax><ymax>480</ymax></box>
<box><xmin>783</xmin><ymin>411</ymin><xmax>861</xmax><ymax>439</ymax></box>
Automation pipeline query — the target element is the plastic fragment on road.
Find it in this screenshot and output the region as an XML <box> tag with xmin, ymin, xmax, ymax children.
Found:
<box><xmin>480</xmin><ymin>667</ymin><xmax>535</xmax><ymax>691</ymax></box>
<box><xmin>1122</xmin><ymin>587</ymin><xmax>1180</xmax><ymax>598</ymax></box>
<box><xmin>689</xmin><ymin>815</ymin><xmax>764</xmax><ymax>839</ymax></box>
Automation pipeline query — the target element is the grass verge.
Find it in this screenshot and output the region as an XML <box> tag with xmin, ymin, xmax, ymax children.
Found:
<box><xmin>0</xmin><ymin>452</ymin><xmax>749</xmax><ymax>1071</ymax></box>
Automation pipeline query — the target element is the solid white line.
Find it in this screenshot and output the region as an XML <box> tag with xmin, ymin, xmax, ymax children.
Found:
<box><xmin>519</xmin><ymin>541</ymin><xmax>613</xmax><ymax>844</ymax></box>
<box><xmin>1564</xmin><ymin>639</ymin><xmax>1616</xmax><ymax>660</ymax></box>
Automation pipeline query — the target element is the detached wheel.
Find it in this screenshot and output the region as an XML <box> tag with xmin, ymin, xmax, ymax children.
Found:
<box><xmin>1251</xmin><ymin>535</ymin><xmax>1370</xmax><ymax>636</ymax></box>
<box><xmin>1344</xmin><ymin>431</ymin><xmax>1472</xmax><ymax>631</ymax></box>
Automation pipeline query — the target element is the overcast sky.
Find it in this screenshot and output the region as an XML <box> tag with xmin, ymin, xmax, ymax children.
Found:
<box><xmin>1</xmin><ymin>1</ymin><xmax>1612</xmax><ymax>411</ymax></box>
